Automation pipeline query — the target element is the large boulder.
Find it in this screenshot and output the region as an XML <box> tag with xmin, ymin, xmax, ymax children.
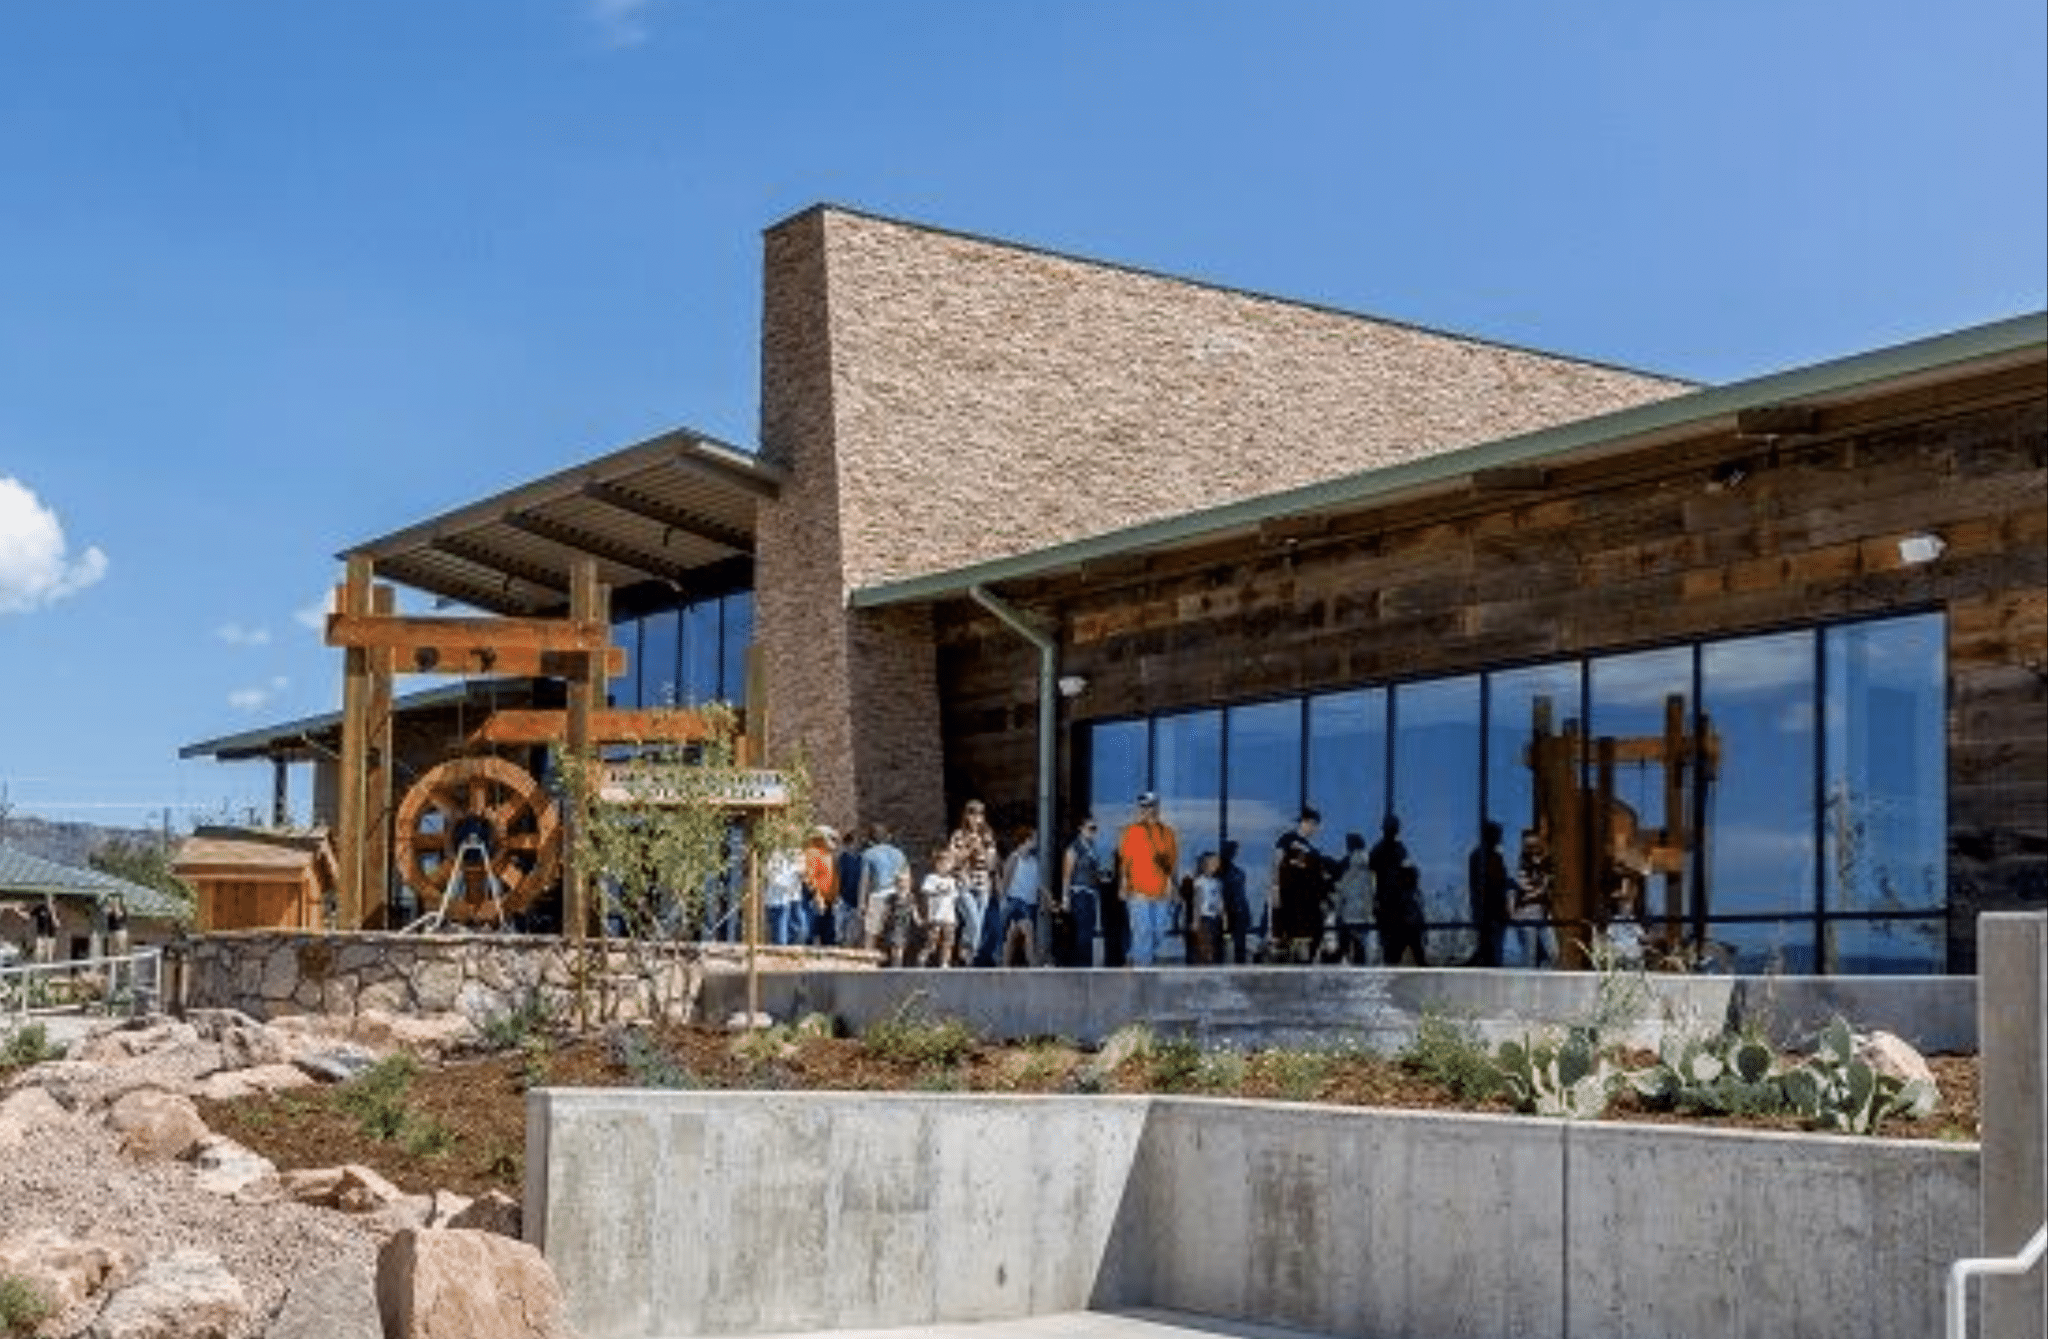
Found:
<box><xmin>280</xmin><ymin>1163</ymin><xmax>409</xmax><ymax>1214</ymax></box>
<box><xmin>263</xmin><ymin>1260</ymin><xmax>380</xmax><ymax>1339</ymax></box>
<box><xmin>182</xmin><ymin>1063</ymin><xmax>314</xmax><ymax>1103</ymax></box>
<box><xmin>376</xmin><ymin>1229</ymin><xmax>577</xmax><ymax>1339</ymax></box>
<box><xmin>105</xmin><ymin>1088</ymin><xmax>209</xmax><ymax>1161</ymax></box>
<box><xmin>1854</xmin><ymin>1029</ymin><xmax>1938</xmax><ymax>1090</ymax></box>
<box><xmin>0</xmin><ymin>1227</ymin><xmax>127</xmax><ymax>1316</ymax></box>
<box><xmin>0</xmin><ymin>1084</ymin><xmax>68</xmax><ymax>1148</ymax></box>
<box><xmin>87</xmin><ymin>1248</ymin><xmax>247</xmax><ymax>1339</ymax></box>
<box><xmin>186</xmin><ymin>1133</ymin><xmax>277</xmax><ymax>1198</ymax></box>
<box><xmin>445</xmin><ymin>1189</ymin><xmax>521</xmax><ymax>1239</ymax></box>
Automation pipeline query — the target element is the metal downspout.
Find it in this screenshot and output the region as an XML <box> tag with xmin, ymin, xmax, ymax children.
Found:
<box><xmin>968</xmin><ymin>586</ymin><xmax>1055</xmax><ymax>901</ymax></box>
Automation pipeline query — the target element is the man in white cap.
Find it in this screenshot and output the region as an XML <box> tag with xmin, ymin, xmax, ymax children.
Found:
<box><xmin>1117</xmin><ymin>791</ymin><xmax>1180</xmax><ymax>966</ymax></box>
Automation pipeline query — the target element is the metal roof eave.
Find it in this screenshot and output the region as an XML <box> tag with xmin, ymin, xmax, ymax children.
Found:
<box><xmin>179</xmin><ymin>678</ymin><xmax>540</xmax><ymax>761</ymax></box>
<box><xmin>849</xmin><ymin>311</ymin><xmax>2047</xmax><ymax>611</ymax></box>
<box><xmin>342</xmin><ymin>426</ymin><xmax>784</xmax><ymax>563</ymax></box>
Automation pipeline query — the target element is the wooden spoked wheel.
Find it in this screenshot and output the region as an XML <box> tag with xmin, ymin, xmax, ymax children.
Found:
<box><xmin>393</xmin><ymin>756</ymin><xmax>563</xmax><ymax>923</ymax></box>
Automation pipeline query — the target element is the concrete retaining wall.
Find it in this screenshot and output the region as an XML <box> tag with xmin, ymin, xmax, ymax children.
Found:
<box><xmin>698</xmin><ymin>965</ymin><xmax>1979</xmax><ymax>1054</ymax></box>
<box><xmin>528</xmin><ymin>1090</ymin><xmax>1977</xmax><ymax>1339</ymax></box>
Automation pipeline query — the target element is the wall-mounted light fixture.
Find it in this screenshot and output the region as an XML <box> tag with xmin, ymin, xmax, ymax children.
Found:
<box><xmin>1897</xmin><ymin>533</ymin><xmax>1947</xmax><ymax>566</ymax></box>
<box><xmin>1056</xmin><ymin>674</ymin><xmax>1089</xmax><ymax>698</ymax></box>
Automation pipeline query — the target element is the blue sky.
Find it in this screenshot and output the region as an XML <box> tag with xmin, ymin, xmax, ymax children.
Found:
<box><xmin>1</xmin><ymin>0</ymin><xmax>2043</xmax><ymax>831</ymax></box>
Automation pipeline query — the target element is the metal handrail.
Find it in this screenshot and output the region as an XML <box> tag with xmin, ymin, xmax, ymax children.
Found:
<box><xmin>0</xmin><ymin>947</ymin><xmax>164</xmax><ymax>1026</ymax></box>
<box><xmin>1947</xmin><ymin>1221</ymin><xmax>2047</xmax><ymax>1339</ymax></box>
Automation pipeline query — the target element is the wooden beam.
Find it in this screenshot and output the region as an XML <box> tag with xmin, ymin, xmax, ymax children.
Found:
<box><xmin>428</xmin><ymin>534</ymin><xmax>571</xmax><ymax>597</ymax></box>
<box><xmin>563</xmin><ymin>558</ymin><xmax>607</xmax><ymax>941</ymax></box>
<box><xmin>325</xmin><ymin>612</ymin><xmax>611</xmax><ymax>654</ymax></box>
<box><xmin>580</xmin><ymin>479</ymin><xmax>756</xmax><ymax>554</ymax></box>
<box><xmin>1734</xmin><ymin>405</ymin><xmax>1821</xmax><ymax>438</ymax></box>
<box><xmin>334</xmin><ymin>557</ymin><xmax>373</xmax><ymax>929</ymax></box>
<box><xmin>503</xmin><ymin>510</ymin><xmax>697</xmax><ymax>585</ymax></box>
<box><xmin>467</xmin><ymin>708</ymin><xmax>718</xmax><ymax>748</ymax></box>
<box><xmin>364</xmin><ymin>583</ymin><xmax>396</xmax><ymax>929</ymax></box>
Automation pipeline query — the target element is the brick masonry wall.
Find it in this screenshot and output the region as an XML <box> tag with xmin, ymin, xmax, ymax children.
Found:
<box><xmin>756</xmin><ymin>207</ymin><xmax>1692</xmax><ymax>846</ymax></box>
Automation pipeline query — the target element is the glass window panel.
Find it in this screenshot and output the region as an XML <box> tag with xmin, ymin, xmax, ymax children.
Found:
<box><xmin>720</xmin><ymin>592</ymin><xmax>754</xmax><ymax>706</ymax></box>
<box><xmin>1702</xmin><ymin>919</ymin><xmax>1819</xmax><ymax>975</ymax></box>
<box><xmin>1307</xmin><ymin>688</ymin><xmax>1387</xmax><ymax>867</ymax></box>
<box><xmin>1823</xmin><ymin>614</ymin><xmax>1946</xmax><ymax>915</ymax></box>
<box><xmin>637</xmin><ymin>610</ymin><xmax>679</xmax><ymax>708</ymax></box>
<box><xmin>1084</xmin><ymin>720</ymin><xmax>1148</xmax><ymax>833</ymax></box>
<box><xmin>1588</xmin><ymin>646</ymin><xmax>1696</xmax><ymax>945</ymax></box>
<box><xmin>610</xmin><ymin>617</ymin><xmax>643</xmax><ymax>708</ymax></box>
<box><xmin>681</xmin><ymin>600</ymin><xmax>722</xmax><ymax>705</ymax></box>
<box><xmin>1226</xmin><ymin>700</ymin><xmax>1302</xmax><ymax>930</ymax></box>
<box><xmin>1700</xmin><ymin>631</ymin><xmax>1817</xmax><ymax>919</ymax></box>
<box><xmin>1825</xmin><ymin>917</ymin><xmax>1947</xmax><ymax>975</ymax></box>
<box><xmin>1154</xmin><ymin>710</ymin><xmax>1222</xmax><ymax>885</ymax></box>
<box><xmin>1390</xmin><ymin>675</ymin><xmax>1481</xmax><ymax>961</ymax></box>
<box><xmin>1484</xmin><ymin>663</ymin><xmax>1580</xmax><ymax>972</ymax></box>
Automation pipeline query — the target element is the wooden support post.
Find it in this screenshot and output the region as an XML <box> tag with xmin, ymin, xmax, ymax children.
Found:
<box><xmin>363</xmin><ymin>584</ymin><xmax>396</xmax><ymax>928</ymax></box>
<box><xmin>1661</xmin><ymin>693</ymin><xmax>1688</xmax><ymax>941</ymax></box>
<box><xmin>334</xmin><ymin>557</ymin><xmax>373</xmax><ymax>929</ymax></box>
<box><xmin>563</xmin><ymin>558</ymin><xmax>607</xmax><ymax>940</ymax></box>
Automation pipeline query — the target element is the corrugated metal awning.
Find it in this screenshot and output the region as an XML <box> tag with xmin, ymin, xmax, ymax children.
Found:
<box><xmin>343</xmin><ymin>427</ymin><xmax>784</xmax><ymax>616</ymax></box>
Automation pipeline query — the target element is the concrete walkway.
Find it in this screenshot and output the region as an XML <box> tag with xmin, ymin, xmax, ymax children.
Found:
<box><xmin>746</xmin><ymin>1309</ymin><xmax>1338</xmax><ymax>1339</ymax></box>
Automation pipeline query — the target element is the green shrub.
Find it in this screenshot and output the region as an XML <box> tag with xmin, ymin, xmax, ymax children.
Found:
<box><xmin>860</xmin><ymin>998</ymin><xmax>979</xmax><ymax>1069</ymax></box>
<box><xmin>0</xmin><ymin>1274</ymin><xmax>51</xmax><ymax>1336</ymax></box>
<box><xmin>0</xmin><ymin>1023</ymin><xmax>63</xmax><ymax>1070</ymax></box>
<box><xmin>479</xmin><ymin>992</ymin><xmax>558</xmax><ymax>1052</ymax></box>
<box><xmin>1400</xmin><ymin>1011</ymin><xmax>1501</xmax><ymax>1104</ymax></box>
<box><xmin>610</xmin><ymin>1029</ymin><xmax>697</xmax><ymax>1090</ymax></box>
<box><xmin>1495</xmin><ymin>1028</ymin><xmax>1616</xmax><ymax>1120</ymax></box>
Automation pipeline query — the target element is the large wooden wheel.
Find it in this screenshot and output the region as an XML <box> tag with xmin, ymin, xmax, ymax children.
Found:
<box><xmin>393</xmin><ymin>756</ymin><xmax>563</xmax><ymax>923</ymax></box>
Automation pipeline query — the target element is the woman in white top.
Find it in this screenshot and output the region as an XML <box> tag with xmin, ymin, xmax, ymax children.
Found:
<box><xmin>763</xmin><ymin>849</ymin><xmax>804</xmax><ymax>946</ymax></box>
<box><xmin>1188</xmin><ymin>851</ymin><xmax>1223</xmax><ymax>964</ymax></box>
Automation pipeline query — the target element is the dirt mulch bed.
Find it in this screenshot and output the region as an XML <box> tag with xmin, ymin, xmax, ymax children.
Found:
<box><xmin>193</xmin><ymin>1027</ymin><xmax>1982</xmax><ymax>1202</ymax></box>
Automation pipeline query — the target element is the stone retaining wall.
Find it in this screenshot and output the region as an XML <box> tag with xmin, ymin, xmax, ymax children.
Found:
<box><xmin>173</xmin><ymin>932</ymin><xmax>875</xmax><ymax>1029</ymax></box>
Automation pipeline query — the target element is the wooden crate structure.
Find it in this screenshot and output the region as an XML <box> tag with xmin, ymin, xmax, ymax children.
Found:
<box><xmin>173</xmin><ymin>828</ymin><xmax>337</xmax><ymax>932</ymax></box>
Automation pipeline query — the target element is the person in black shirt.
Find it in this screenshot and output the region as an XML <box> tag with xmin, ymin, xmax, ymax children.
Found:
<box><xmin>1271</xmin><ymin>807</ymin><xmax>1336</xmax><ymax>963</ymax></box>
<box><xmin>1216</xmin><ymin>840</ymin><xmax>1252</xmax><ymax>964</ymax></box>
<box><xmin>30</xmin><ymin>895</ymin><xmax>60</xmax><ymax>964</ymax></box>
<box><xmin>1467</xmin><ymin>819</ymin><xmax>1518</xmax><ymax>968</ymax></box>
<box><xmin>1369</xmin><ymin>814</ymin><xmax>1427</xmax><ymax>966</ymax></box>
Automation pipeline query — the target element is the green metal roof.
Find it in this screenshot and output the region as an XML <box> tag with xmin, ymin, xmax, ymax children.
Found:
<box><xmin>851</xmin><ymin>311</ymin><xmax>2046</xmax><ymax>610</ymax></box>
<box><xmin>0</xmin><ymin>846</ymin><xmax>190</xmax><ymax>920</ymax></box>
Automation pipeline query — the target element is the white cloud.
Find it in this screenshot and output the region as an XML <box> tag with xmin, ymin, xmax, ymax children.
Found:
<box><xmin>216</xmin><ymin>621</ymin><xmax>272</xmax><ymax>647</ymax></box>
<box><xmin>0</xmin><ymin>476</ymin><xmax>108</xmax><ymax>613</ymax></box>
<box><xmin>227</xmin><ymin>675</ymin><xmax>290</xmax><ymax>712</ymax></box>
<box><xmin>588</xmin><ymin>0</ymin><xmax>652</xmax><ymax>47</ymax></box>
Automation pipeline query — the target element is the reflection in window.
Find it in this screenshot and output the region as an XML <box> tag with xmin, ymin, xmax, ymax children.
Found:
<box><xmin>1587</xmin><ymin>646</ymin><xmax>1696</xmax><ymax>958</ymax></box>
<box><xmin>1824</xmin><ymin>614</ymin><xmax>1946</xmax><ymax>917</ymax></box>
<box><xmin>721</xmin><ymin>592</ymin><xmax>754</xmax><ymax>706</ymax></box>
<box><xmin>638</xmin><ymin>610</ymin><xmax>680</xmax><ymax>707</ymax></box>
<box><xmin>1156</xmin><ymin>711</ymin><xmax>1222</xmax><ymax>882</ymax></box>
<box><xmin>682</xmin><ymin>600</ymin><xmax>722</xmax><ymax>705</ymax></box>
<box><xmin>1307</xmin><ymin>688</ymin><xmax>1387</xmax><ymax>867</ymax></box>
<box><xmin>1391</xmin><ymin>675</ymin><xmax>1480</xmax><ymax>960</ymax></box>
<box><xmin>1086</xmin><ymin>720</ymin><xmax>1148</xmax><ymax>834</ymax></box>
<box><xmin>1710</xmin><ymin>919</ymin><xmax>1820</xmax><ymax>975</ymax></box>
<box><xmin>1226</xmin><ymin>701</ymin><xmax>1301</xmax><ymax>927</ymax></box>
<box><xmin>1827</xmin><ymin>917</ymin><xmax>1946</xmax><ymax>975</ymax></box>
<box><xmin>1701</xmin><ymin>632</ymin><xmax>1816</xmax><ymax>922</ymax></box>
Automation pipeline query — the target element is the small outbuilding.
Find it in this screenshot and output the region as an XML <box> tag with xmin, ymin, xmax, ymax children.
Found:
<box><xmin>171</xmin><ymin>827</ymin><xmax>337</xmax><ymax>932</ymax></box>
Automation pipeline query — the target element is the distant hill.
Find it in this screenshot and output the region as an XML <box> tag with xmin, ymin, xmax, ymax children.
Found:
<box><xmin>0</xmin><ymin>813</ymin><xmax>175</xmax><ymax>869</ymax></box>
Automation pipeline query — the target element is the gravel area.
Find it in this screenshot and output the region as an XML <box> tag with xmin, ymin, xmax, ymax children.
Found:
<box><xmin>2</xmin><ymin>1023</ymin><xmax>383</xmax><ymax>1338</ymax></box>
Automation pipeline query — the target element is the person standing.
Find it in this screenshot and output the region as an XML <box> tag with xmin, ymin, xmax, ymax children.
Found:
<box><xmin>802</xmin><ymin>827</ymin><xmax>839</xmax><ymax>947</ymax></box>
<box><xmin>763</xmin><ymin>847</ymin><xmax>805</xmax><ymax>946</ymax></box>
<box><xmin>1330</xmin><ymin>832</ymin><xmax>1373</xmax><ymax>964</ymax></box>
<box><xmin>1270</xmin><ymin>807</ymin><xmax>1334</xmax><ymax>964</ymax></box>
<box><xmin>860</xmin><ymin>822</ymin><xmax>914</xmax><ymax>966</ymax></box>
<box><xmin>918</xmin><ymin>847</ymin><xmax>961</xmax><ymax>967</ymax></box>
<box><xmin>1117</xmin><ymin>791</ymin><xmax>1179</xmax><ymax>966</ymax></box>
<box><xmin>1188</xmin><ymin>851</ymin><xmax>1223</xmax><ymax>964</ymax></box>
<box><xmin>997</xmin><ymin>826</ymin><xmax>1041</xmax><ymax>966</ymax></box>
<box><xmin>833</xmin><ymin>825</ymin><xmax>866</xmax><ymax>950</ymax></box>
<box><xmin>948</xmin><ymin>800</ymin><xmax>1000</xmax><ymax>967</ymax></box>
<box><xmin>31</xmin><ymin>895</ymin><xmax>60</xmax><ymax>964</ymax></box>
<box><xmin>1216</xmin><ymin>840</ymin><xmax>1252</xmax><ymax>964</ymax></box>
<box><xmin>1466</xmin><ymin>819</ymin><xmax>1517</xmax><ymax>968</ymax></box>
<box><xmin>1369</xmin><ymin>814</ymin><xmax>1427</xmax><ymax>966</ymax></box>
<box><xmin>1060</xmin><ymin>816</ymin><xmax>1109</xmax><ymax>967</ymax></box>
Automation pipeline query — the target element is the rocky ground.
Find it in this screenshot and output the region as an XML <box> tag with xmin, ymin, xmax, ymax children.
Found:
<box><xmin>0</xmin><ymin>1008</ymin><xmax>1981</xmax><ymax>1338</ymax></box>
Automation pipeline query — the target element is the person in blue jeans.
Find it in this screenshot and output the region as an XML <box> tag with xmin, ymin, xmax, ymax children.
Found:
<box><xmin>1060</xmin><ymin>816</ymin><xmax>1110</xmax><ymax>967</ymax></box>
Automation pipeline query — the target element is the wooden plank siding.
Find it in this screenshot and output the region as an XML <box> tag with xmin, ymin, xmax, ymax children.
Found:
<box><xmin>930</xmin><ymin>377</ymin><xmax>2047</xmax><ymax>970</ymax></box>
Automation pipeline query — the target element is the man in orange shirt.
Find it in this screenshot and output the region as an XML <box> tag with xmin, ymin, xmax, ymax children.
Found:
<box><xmin>1118</xmin><ymin>791</ymin><xmax>1180</xmax><ymax>966</ymax></box>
